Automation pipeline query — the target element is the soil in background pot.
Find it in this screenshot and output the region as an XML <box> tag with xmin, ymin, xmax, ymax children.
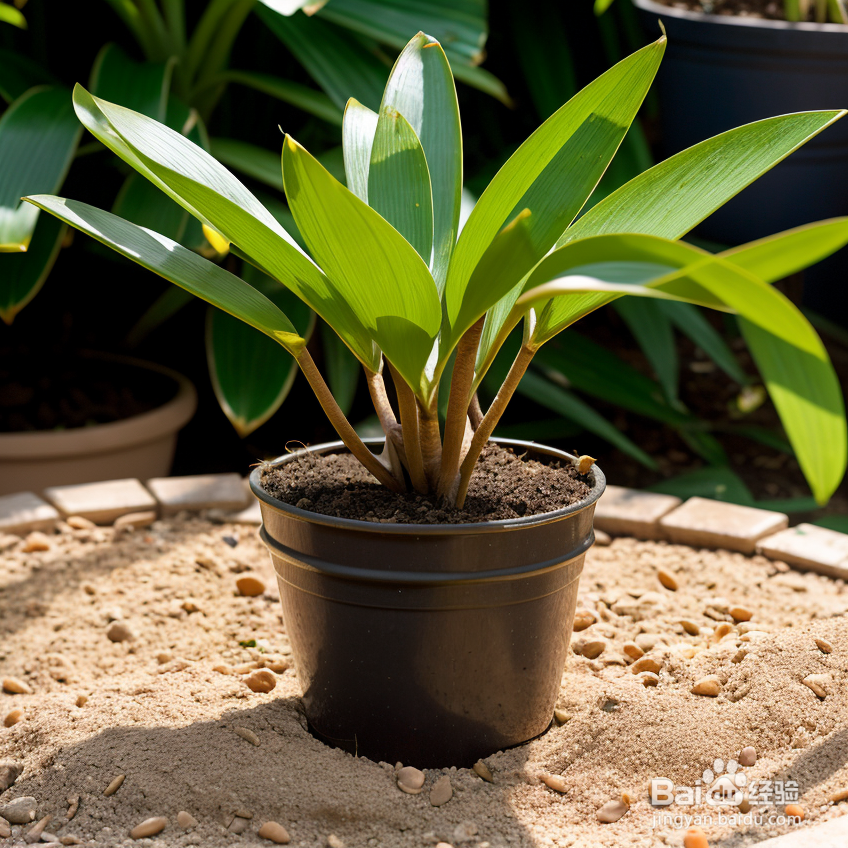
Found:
<box><xmin>260</xmin><ymin>443</ymin><xmax>592</xmax><ymax>524</ymax></box>
<box><xmin>0</xmin><ymin>348</ymin><xmax>178</xmax><ymax>433</ymax></box>
<box><xmin>656</xmin><ymin>0</ymin><xmax>830</xmax><ymax>19</ymax></box>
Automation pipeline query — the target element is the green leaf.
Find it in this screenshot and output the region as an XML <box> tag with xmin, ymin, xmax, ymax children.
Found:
<box><xmin>658</xmin><ymin>300</ymin><xmax>749</xmax><ymax>386</ymax></box>
<box><xmin>208</xmin><ymin>264</ymin><xmax>315</xmax><ymax>436</ymax></box>
<box><xmin>813</xmin><ymin>516</ymin><xmax>848</xmax><ymax>533</ymax></box>
<box><xmin>72</xmin><ymin>86</ymin><xmax>380</xmax><ymax>370</ymax></box>
<box><xmin>0</xmin><ymin>213</ymin><xmax>65</xmax><ymax>324</ymax></box>
<box><xmin>368</xmin><ymin>106</ymin><xmax>433</xmax><ymax>263</ymax></box>
<box><xmin>565</xmin><ymin>111</ymin><xmax>846</xmax><ymax>245</ymax></box>
<box><xmin>342</xmin><ymin>98</ymin><xmax>379</xmax><ymax>202</ymax></box>
<box><xmin>0</xmin><ymin>3</ymin><xmax>26</xmax><ymax>28</ymax></box>
<box><xmin>90</xmin><ymin>43</ymin><xmax>174</xmax><ymax>121</ymax></box>
<box><xmin>283</xmin><ymin>135</ymin><xmax>441</xmax><ymax>394</ymax></box>
<box><xmin>26</xmin><ymin>195</ymin><xmax>306</xmax><ymax>354</ymax></box>
<box><xmin>379</xmin><ymin>33</ymin><xmax>461</xmax><ymax>292</ymax></box>
<box><xmin>449</xmin><ymin>62</ymin><xmax>511</xmax><ymax>105</ymax></box>
<box><xmin>321</xmin><ymin>321</ymin><xmax>361</xmax><ymax>415</ymax></box>
<box><xmin>614</xmin><ymin>298</ymin><xmax>679</xmax><ymax>403</ymax></box>
<box><xmin>648</xmin><ymin>467</ymin><xmax>755</xmax><ymax>506</ymax></box>
<box><xmin>218</xmin><ymin>69</ymin><xmax>342</xmax><ymax>125</ymax></box>
<box><xmin>0</xmin><ymin>86</ymin><xmax>81</xmax><ymax>252</ymax></box>
<box><xmin>256</xmin><ymin>5</ymin><xmax>388</xmax><ymax>111</ymax></box>
<box><xmin>755</xmin><ymin>496</ymin><xmax>820</xmax><ymax>513</ymax></box>
<box><xmin>446</xmin><ymin>36</ymin><xmax>665</xmax><ymax>353</ymax></box>
<box><xmin>0</xmin><ymin>49</ymin><xmax>54</xmax><ymax>102</ymax></box>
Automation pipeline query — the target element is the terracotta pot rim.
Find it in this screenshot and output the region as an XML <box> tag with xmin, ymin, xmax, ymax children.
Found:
<box><xmin>0</xmin><ymin>353</ymin><xmax>197</xmax><ymax>460</ymax></box>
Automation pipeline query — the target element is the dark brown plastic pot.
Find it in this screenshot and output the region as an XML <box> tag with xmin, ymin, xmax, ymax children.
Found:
<box><xmin>249</xmin><ymin>437</ymin><xmax>605</xmax><ymax>767</ymax></box>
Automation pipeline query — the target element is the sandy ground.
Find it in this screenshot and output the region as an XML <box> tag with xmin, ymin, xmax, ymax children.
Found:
<box><xmin>1</xmin><ymin>515</ymin><xmax>847</xmax><ymax>848</ymax></box>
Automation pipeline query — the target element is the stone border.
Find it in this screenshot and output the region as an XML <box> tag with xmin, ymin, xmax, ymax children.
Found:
<box><xmin>1</xmin><ymin>477</ymin><xmax>846</xmax><ymax>581</ymax></box>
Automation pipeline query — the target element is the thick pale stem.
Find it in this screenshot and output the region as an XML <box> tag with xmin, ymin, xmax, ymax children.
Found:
<box><xmin>418</xmin><ymin>401</ymin><xmax>443</xmax><ymax>490</ymax></box>
<box><xmin>297</xmin><ymin>350</ymin><xmax>404</xmax><ymax>493</ymax></box>
<box><xmin>365</xmin><ymin>366</ymin><xmax>406</xmax><ymax>486</ymax></box>
<box><xmin>469</xmin><ymin>392</ymin><xmax>484</xmax><ymax>430</ymax></box>
<box><xmin>438</xmin><ymin>317</ymin><xmax>485</xmax><ymax>498</ymax></box>
<box><xmin>454</xmin><ymin>343</ymin><xmax>536</xmax><ymax>509</ymax></box>
<box><xmin>387</xmin><ymin>362</ymin><xmax>429</xmax><ymax>494</ymax></box>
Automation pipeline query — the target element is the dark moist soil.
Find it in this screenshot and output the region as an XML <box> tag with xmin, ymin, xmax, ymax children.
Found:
<box><xmin>657</xmin><ymin>0</ymin><xmax>824</xmax><ymax>19</ymax></box>
<box><xmin>0</xmin><ymin>349</ymin><xmax>177</xmax><ymax>433</ymax></box>
<box><xmin>260</xmin><ymin>443</ymin><xmax>593</xmax><ymax>524</ymax></box>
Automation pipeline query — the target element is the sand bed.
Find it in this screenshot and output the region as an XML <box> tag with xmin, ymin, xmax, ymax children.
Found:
<box><xmin>1</xmin><ymin>516</ymin><xmax>847</xmax><ymax>847</ymax></box>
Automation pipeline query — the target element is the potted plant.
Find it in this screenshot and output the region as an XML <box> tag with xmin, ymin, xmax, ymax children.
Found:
<box><xmin>26</xmin><ymin>32</ymin><xmax>847</xmax><ymax>765</ymax></box>
<box><xmin>631</xmin><ymin>0</ymin><xmax>848</xmax><ymax>322</ymax></box>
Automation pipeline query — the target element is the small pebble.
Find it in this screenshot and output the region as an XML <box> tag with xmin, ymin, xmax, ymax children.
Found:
<box><xmin>75</xmin><ymin>695</ymin><xmax>88</xmax><ymax>707</ymax></box>
<box><xmin>103</xmin><ymin>775</ymin><xmax>125</xmax><ymax>796</ymax></box>
<box><xmin>3</xmin><ymin>676</ymin><xmax>32</xmax><ymax>694</ymax></box>
<box><xmin>23</xmin><ymin>531</ymin><xmax>51</xmax><ymax>552</ymax></box>
<box><xmin>635</xmin><ymin>633</ymin><xmax>662</xmax><ymax>652</ymax></box>
<box><xmin>234</xmin><ymin>726</ymin><xmax>260</xmax><ymax>746</ymax></box>
<box><xmin>24</xmin><ymin>813</ymin><xmax>51</xmax><ymax>843</ymax></box>
<box><xmin>639</xmin><ymin>672</ymin><xmax>660</xmax><ymax>687</ymax></box>
<box><xmin>60</xmin><ymin>837</ymin><xmax>82</xmax><ymax>845</ymax></box>
<box><xmin>66</xmin><ymin>795</ymin><xmax>79</xmax><ymax>821</ymax></box>
<box><xmin>0</xmin><ymin>762</ymin><xmax>21</xmax><ymax>792</ymax></box>
<box><xmin>572</xmin><ymin>609</ymin><xmax>597</xmax><ymax>632</ymax></box>
<box><xmin>435</xmin><ymin>844</ymin><xmax>453</xmax><ymax>848</ymax></box>
<box><xmin>223</xmin><ymin>535</ymin><xmax>239</xmax><ymax>548</ymax></box>
<box><xmin>593</xmin><ymin>529</ymin><xmax>611</xmax><ymax>546</ymax></box>
<box><xmin>815</xmin><ymin>638</ymin><xmax>834</xmax><ymax>654</ymax></box>
<box><xmin>397</xmin><ymin>766</ymin><xmax>425</xmax><ymax>794</ymax></box>
<box><xmin>784</xmin><ymin>803</ymin><xmax>804</xmax><ymax>821</ymax></box>
<box><xmin>0</xmin><ymin>820</ymin><xmax>8</xmax><ymax>838</ymax></box>
<box><xmin>553</xmin><ymin>708</ymin><xmax>570</xmax><ymax>725</ymax></box>
<box><xmin>711</xmin><ymin>622</ymin><xmax>734</xmax><ymax>643</ymax></box>
<box><xmin>473</xmin><ymin>761</ymin><xmax>494</xmax><ymax>783</ymax></box>
<box><xmin>631</xmin><ymin>656</ymin><xmax>662</xmax><ymax>675</ymax></box>
<box><xmin>258</xmin><ymin>820</ymin><xmax>291</xmax><ymax>843</ymax></box>
<box><xmin>729</xmin><ymin>607</ymin><xmax>753</xmax><ymax>622</ymax></box>
<box><xmin>327</xmin><ymin>836</ymin><xmax>344</xmax><ymax>848</ymax></box>
<box><xmin>0</xmin><ymin>795</ymin><xmax>37</xmax><ymax>824</ymax></box>
<box><xmin>580</xmin><ymin>639</ymin><xmax>607</xmax><ymax>659</ymax></box>
<box><xmin>684</xmin><ymin>827</ymin><xmax>709</xmax><ymax>848</ymax></box>
<box><xmin>623</xmin><ymin>642</ymin><xmax>644</xmax><ymax>661</ymax></box>
<box><xmin>803</xmin><ymin>673</ymin><xmax>831</xmax><ymax>698</ymax></box>
<box><xmin>4</xmin><ymin>709</ymin><xmax>23</xmax><ymax>727</ymax></box>
<box><xmin>738</xmin><ymin>794</ymin><xmax>751</xmax><ymax>814</ymax></box>
<box><xmin>113</xmin><ymin>511</ymin><xmax>157</xmax><ymax>530</ymax></box>
<box><xmin>829</xmin><ymin>787</ymin><xmax>848</xmax><ymax>803</ymax></box>
<box><xmin>691</xmin><ymin>676</ymin><xmax>722</xmax><ymax>697</ymax></box>
<box><xmin>236</xmin><ymin>576</ymin><xmax>266</xmax><ymax>597</ymax></box>
<box><xmin>657</xmin><ymin>569</ymin><xmax>679</xmax><ymax>590</ymax></box>
<box><xmin>66</xmin><ymin>516</ymin><xmax>95</xmax><ymax>530</ymax></box>
<box><xmin>430</xmin><ymin>775</ymin><xmax>452</xmax><ymax>806</ymax></box>
<box><xmin>228</xmin><ymin>816</ymin><xmax>250</xmax><ymax>834</ymax></box>
<box><xmin>540</xmin><ymin>774</ymin><xmax>567</xmax><ymax>793</ymax></box>
<box><xmin>739</xmin><ymin>746</ymin><xmax>756</xmax><ymax>767</ymax></box>
<box><xmin>177</xmin><ymin>811</ymin><xmax>198</xmax><ymax>829</ymax></box>
<box><xmin>596</xmin><ymin>796</ymin><xmax>629</xmax><ymax>823</ymax></box>
<box><xmin>245</xmin><ymin>669</ymin><xmax>277</xmax><ymax>694</ymax></box>
<box><xmin>181</xmin><ymin>598</ymin><xmax>201</xmax><ymax>613</ymax></box>
<box><xmin>680</xmin><ymin>620</ymin><xmax>700</xmax><ymax>636</ymax></box>
<box><xmin>129</xmin><ymin>817</ymin><xmax>168</xmax><ymax>839</ymax></box>
<box><xmin>106</xmin><ymin>621</ymin><xmax>134</xmax><ymax>643</ymax></box>
<box><xmin>156</xmin><ymin>652</ymin><xmax>173</xmax><ymax>665</ymax></box>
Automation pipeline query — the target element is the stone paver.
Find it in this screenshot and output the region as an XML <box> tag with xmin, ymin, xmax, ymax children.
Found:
<box><xmin>0</xmin><ymin>492</ymin><xmax>59</xmax><ymax>535</ymax></box>
<box><xmin>146</xmin><ymin>473</ymin><xmax>249</xmax><ymax>515</ymax></box>
<box><xmin>659</xmin><ymin>497</ymin><xmax>788</xmax><ymax>555</ymax></box>
<box><xmin>752</xmin><ymin>814</ymin><xmax>848</xmax><ymax>847</ymax></box>
<box><xmin>593</xmin><ymin>485</ymin><xmax>681</xmax><ymax>539</ymax></box>
<box><xmin>757</xmin><ymin>523</ymin><xmax>848</xmax><ymax>580</ymax></box>
<box><xmin>44</xmin><ymin>479</ymin><xmax>157</xmax><ymax>525</ymax></box>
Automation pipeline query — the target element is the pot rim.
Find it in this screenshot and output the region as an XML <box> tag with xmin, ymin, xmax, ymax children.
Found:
<box><xmin>634</xmin><ymin>0</ymin><xmax>848</xmax><ymax>33</ymax></box>
<box><xmin>0</xmin><ymin>352</ymin><xmax>197</xmax><ymax>459</ymax></box>
<box><xmin>249</xmin><ymin>437</ymin><xmax>606</xmax><ymax>535</ymax></box>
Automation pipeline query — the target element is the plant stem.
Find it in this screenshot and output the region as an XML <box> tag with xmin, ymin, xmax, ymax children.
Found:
<box><xmin>418</xmin><ymin>401</ymin><xmax>443</xmax><ymax>490</ymax></box>
<box><xmin>454</xmin><ymin>343</ymin><xmax>536</xmax><ymax>509</ymax></box>
<box><xmin>387</xmin><ymin>362</ymin><xmax>429</xmax><ymax>494</ymax></box>
<box><xmin>296</xmin><ymin>349</ymin><xmax>404</xmax><ymax>493</ymax></box>
<box><xmin>469</xmin><ymin>392</ymin><xmax>484</xmax><ymax>430</ymax></box>
<box><xmin>365</xmin><ymin>366</ymin><xmax>406</xmax><ymax>486</ymax></box>
<box><xmin>438</xmin><ymin>317</ymin><xmax>484</xmax><ymax>498</ymax></box>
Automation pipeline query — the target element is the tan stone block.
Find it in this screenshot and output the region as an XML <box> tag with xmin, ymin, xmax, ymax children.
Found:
<box><xmin>0</xmin><ymin>492</ymin><xmax>59</xmax><ymax>535</ymax></box>
<box><xmin>146</xmin><ymin>474</ymin><xmax>248</xmax><ymax>515</ymax></box>
<box><xmin>757</xmin><ymin>523</ymin><xmax>848</xmax><ymax>580</ymax></box>
<box><xmin>44</xmin><ymin>479</ymin><xmax>157</xmax><ymax>525</ymax></box>
<box><xmin>593</xmin><ymin>485</ymin><xmax>681</xmax><ymax>539</ymax></box>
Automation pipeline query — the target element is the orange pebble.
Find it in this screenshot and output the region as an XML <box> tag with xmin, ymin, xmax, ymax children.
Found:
<box><xmin>785</xmin><ymin>804</ymin><xmax>804</xmax><ymax>821</ymax></box>
<box><xmin>684</xmin><ymin>827</ymin><xmax>709</xmax><ymax>848</ymax></box>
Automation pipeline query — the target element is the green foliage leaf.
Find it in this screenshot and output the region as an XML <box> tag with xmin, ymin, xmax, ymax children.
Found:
<box><xmin>283</xmin><ymin>135</ymin><xmax>441</xmax><ymax>393</ymax></box>
<box><xmin>342</xmin><ymin>98</ymin><xmax>379</xmax><ymax>202</ymax></box>
<box><xmin>648</xmin><ymin>467</ymin><xmax>755</xmax><ymax>506</ymax></box>
<box><xmin>0</xmin><ymin>49</ymin><xmax>54</xmax><ymax>102</ymax></box>
<box><xmin>90</xmin><ymin>43</ymin><xmax>174</xmax><ymax>121</ymax></box>
<box><xmin>0</xmin><ymin>3</ymin><xmax>26</xmax><ymax>28</ymax></box>
<box><xmin>321</xmin><ymin>321</ymin><xmax>361</xmax><ymax>415</ymax></box>
<box><xmin>368</xmin><ymin>106</ymin><xmax>433</xmax><ymax>263</ymax></box>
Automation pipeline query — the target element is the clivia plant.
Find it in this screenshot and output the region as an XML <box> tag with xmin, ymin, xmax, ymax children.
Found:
<box><xmin>24</xmin><ymin>30</ymin><xmax>848</xmax><ymax>765</ymax></box>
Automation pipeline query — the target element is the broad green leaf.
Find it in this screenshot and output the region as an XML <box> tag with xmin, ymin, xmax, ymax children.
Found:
<box><xmin>321</xmin><ymin>321</ymin><xmax>361</xmax><ymax>415</ymax></box>
<box><xmin>220</xmin><ymin>69</ymin><xmax>342</xmax><ymax>125</ymax></box>
<box><xmin>256</xmin><ymin>0</ymin><xmax>327</xmax><ymax>14</ymax></box>
<box><xmin>0</xmin><ymin>3</ymin><xmax>26</xmax><ymax>28</ymax></box>
<box><xmin>342</xmin><ymin>98</ymin><xmax>379</xmax><ymax>202</ymax></box>
<box><xmin>90</xmin><ymin>43</ymin><xmax>174</xmax><ymax>121</ymax></box>
<box><xmin>814</xmin><ymin>516</ymin><xmax>848</xmax><ymax>533</ymax></box>
<box><xmin>72</xmin><ymin>86</ymin><xmax>380</xmax><ymax>369</ymax></box>
<box><xmin>614</xmin><ymin>298</ymin><xmax>679</xmax><ymax>403</ymax></box>
<box><xmin>27</xmin><ymin>195</ymin><xmax>306</xmax><ymax>354</ymax></box>
<box><xmin>648</xmin><ymin>467</ymin><xmax>755</xmax><ymax>506</ymax></box>
<box><xmin>444</xmin><ymin>36</ymin><xmax>665</xmax><ymax>348</ymax></box>
<box><xmin>755</xmin><ymin>496</ymin><xmax>820</xmax><ymax>513</ymax></box>
<box><xmin>449</xmin><ymin>63</ymin><xmax>510</xmax><ymax>106</ymax></box>
<box><xmin>564</xmin><ymin>111</ymin><xmax>845</xmax><ymax>245</ymax></box>
<box><xmin>0</xmin><ymin>49</ymin><xmax>54</xmax><ymax>102</ymax></box>
<box><xmin>368</xmin><ymin>106</ymin><xmax>433</xmax><ymax>263</ymax></box>
<box><xmin>380</xmin><ymin>33</ymin><xmax>462</xmax><ymax>292</ymax></box>
<box><xmin>0</xmin><ymin>213</ymin><xmax>65</xmax><ymax>324</ymax></box>
<box><xmin>256</xmin><ymin>5</ymin><xmax>388</xmax><ymax>111</ymax></box>
<box><xmin>658</xmin><ymin>300</ymin><xmax>749</xmax><ymax>386</ymax></box>
<box><xmin>677</xmin><ymin>429</ymin><xmax>728</xmax><ymax>466</ymax></box>
<box><xmin>283</xmin><ymin>135</ymin><xmax>441</xmax><ymax>393</ymax></box>
<box><xmin>0</xmin><ymin>87</ymin><xmax>80</xmax><ymax>251</ymax></box>
<box><xmin>208</xmin><ymin>265</ymin><xmax>315</xmax><ymax>436</ymax></box>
